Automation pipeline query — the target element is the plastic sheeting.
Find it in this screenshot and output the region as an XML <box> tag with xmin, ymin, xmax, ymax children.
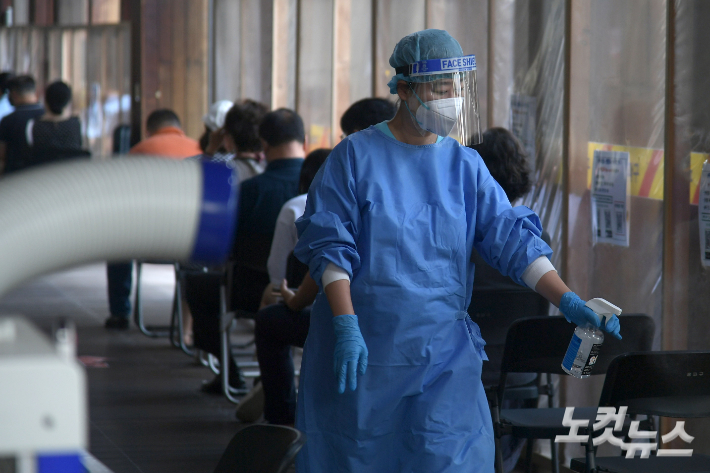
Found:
<box><xmin>298</xmin><ymin>0</ymin><xmax>334</xmax><ymax>151</ymax></box>
<box><xmin>672</xmin><ymin>0</ymin><xmax>710</xmax><ymax>454</ymax></box>
<box><xmin>564</xmin><ymin>0</ymin><xmax>667</xmax><ymax>463</ymax></box>
<box><xmin>674</xmin><ymin>0</ymin><xmax>710</xmax><ymax>351</ymax></box>
<box><xmin>568</xmin><ymin>0</ymin><xmax>665</xmax><ymax>348</ymax></box>
<box><xmin>427</xmin><ymin>0</ymin><xmax>489</xmax><ymax>132</ymax></box>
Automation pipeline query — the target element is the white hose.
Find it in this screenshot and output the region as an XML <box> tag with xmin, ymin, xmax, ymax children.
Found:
<box><xmin>0</xmin><ymin>157</ymin><xmax>237</xmax><ymax>299</ymax></box>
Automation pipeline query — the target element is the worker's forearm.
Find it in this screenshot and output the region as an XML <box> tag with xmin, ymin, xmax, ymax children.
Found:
<box><xmin>324</xmin><ymin>279</ymin><xmax>355</xmax><ymax>316</ymax></box>
<box><xmin>287</xmin><ymin>273</ymin><xmax>319</xmax><ymax>311</ymax></box>
<box><xmin>534</xmin><ymin>270</ymin><xmax>571</xmax><ymax>308</ymax></box>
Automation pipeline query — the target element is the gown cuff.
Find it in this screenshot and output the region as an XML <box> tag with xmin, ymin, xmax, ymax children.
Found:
<box><xmin>521</xmin><ymin>256</ymin><xmax>556</xmax><ymax>290</ymax></box>
<box><xmin>322</xmin><ymin>263</ymin><xmax>350</xmax><ymax>288</ymax></box>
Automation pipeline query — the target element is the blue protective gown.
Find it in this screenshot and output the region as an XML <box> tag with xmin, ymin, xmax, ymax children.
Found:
<box><xmin>293</xmin><ymin>126</ymin><xmax>552</xmax><ymax>473</ymax></box>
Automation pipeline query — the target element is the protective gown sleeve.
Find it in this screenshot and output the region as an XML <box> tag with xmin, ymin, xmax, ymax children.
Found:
<box><xmin>294</xmin><ymin>142</ymin><xmax>360</xmax><ymax>288</ymax></box>
<box><xmin>471</xmin><ymin>161</ymin><xmax>553</xmax><ymax>287</ymax></box>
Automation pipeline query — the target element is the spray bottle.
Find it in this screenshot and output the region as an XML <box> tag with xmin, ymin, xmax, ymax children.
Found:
<box><xmin>561</xmin><ymin>298</ymin><xmax>622</xmax><ymax>378</ymax></box>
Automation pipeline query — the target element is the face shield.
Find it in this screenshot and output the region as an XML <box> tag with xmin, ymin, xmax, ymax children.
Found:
<box><xmin>396</xmin><ymin>55</ymin><xmax>481</xmax><ymax>145</ymax></box>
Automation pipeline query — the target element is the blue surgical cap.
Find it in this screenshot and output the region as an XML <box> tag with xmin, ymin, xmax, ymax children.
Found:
<box><xmin>387</xmin><ymin>29</ymin><xmax>464</xmax><ymax>94</ymax></box>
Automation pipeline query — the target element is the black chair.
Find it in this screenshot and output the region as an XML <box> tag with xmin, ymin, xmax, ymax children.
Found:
<box><xmin>570</xmin><ymin>351</ymin><xmax>710</xmax><ymax>473</ymax></box>
<box><xmin>470</xmin><ymin>288</ymin><xmax>549</xmax><ymax>390</ymax></box>
<box><xmin>213</xmin><ymin>424</ymin><xmax>306</xmax><ymax>473</ymax></box>
<box><xmin>492</xmin><ymin>314</ymin><xmax>655</xmax><ymax>473</ymax></box>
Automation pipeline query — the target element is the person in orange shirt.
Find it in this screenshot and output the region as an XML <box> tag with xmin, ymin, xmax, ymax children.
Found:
<box><xmin>105</xmin><ymin>108</ymin><xmax>201</xmax><ymax>330</ymax></box>
<box><xmin>129</xmin><ymin>109</ymin><xmax>201</xmax><ymax>158</ymax></box>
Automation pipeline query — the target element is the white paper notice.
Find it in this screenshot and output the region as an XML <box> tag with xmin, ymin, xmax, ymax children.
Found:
<box><xmin>509</xmin><ymin>94</ymin><xmax>537</xmax><ymax>173</ymax></box>
<box><xmin>699</xmin><ymin>161</ymin><xmax>710</xmax><ymax>267</ymax></box>
<box><xmin>591</xmin><ymin>150</ymin><xmax>630</xmax><ymax>247</ymax></box>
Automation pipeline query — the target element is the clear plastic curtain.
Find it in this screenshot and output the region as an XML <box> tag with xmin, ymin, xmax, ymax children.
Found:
<box><xmin>673</xmin><ymin>0</ymin><xmax>710</xmax><ymax>452</ymax></box>
<box><xmin>512</xmin><ymin>0</ymin><xmax>566</xmax><ymax>272</ymax></box>
<box><xmin>563</xmin><ymin>0</ymin><xmax>667</xmax><ymax>463</ymax></box>
<box><xmin>297</xmin><ymin>0</ymin><xmax>334</xmax><ymax>151</ymax></box>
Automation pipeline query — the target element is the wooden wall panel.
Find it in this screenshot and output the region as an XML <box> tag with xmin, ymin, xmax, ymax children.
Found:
<box><xmin>56</xmin><ymin>0</ymin><xmax>88</xmax><ymax>25</ymax></box>
<box><xmin>184</xmin><ymin>0</ymin><xmax>208</xmax><ymax>138</ymax></box>
<box><xmin>12</xmin><ymin>0</ymin><xmax>30</xmax><ymax>25</ymax></box>
<box><xmin>90</xmin><ymin>0</ymin><xmax>119</xmax><ymax>24</ymax></box>
<box><xmin>140</xmin><ymin>0</ymin><xmax>209</xmax><ymax>140</ymax></box>
<box><xmin>30</xmin><ymin>0</ymin><xmax>54</xmax><ymax>25</ymax></box>
<box><xmin>332</xmin><ymin>0</ymin><xmax>351</xmax><ymax>141</ymax></box>
<box><xmin>213</xmin><ymin>0</ymin><xmax>241</xmax><ymax>102</ymax></box>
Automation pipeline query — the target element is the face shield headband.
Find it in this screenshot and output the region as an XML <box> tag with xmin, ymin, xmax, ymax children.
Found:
<box><xmin>396</xmin><ymin>54</ymin><xmax>481</xmax><ymax>144</ymax></box>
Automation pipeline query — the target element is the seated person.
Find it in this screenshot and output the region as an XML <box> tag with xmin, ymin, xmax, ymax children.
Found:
<box><xmin>199</xmin><ymin>99</ymin><xmax>268</xmax><ymax>183</ymax></box>
<box><xmin>199</xmin><ymin>99</ymin><xmax>233</xmax><ymax>159</ymax></box>
<box><xmin>235</xmin><ymin>98</ymin><xmax>398</xmax><ymax>423</ymax></box>
<box><xmin>235</xmin><ymin>149</ymin><xmax>330</xmax><ymax>424</ymax></box>
<box><xmin>339</xmin><ymin>97</ymin><xmax>396</xmax><ymax>136</ymax></box>
<box><xmin>186</xmin><ymin>108</ymin><xmax>306</xmax><ymax>395</ymax></box>
<box><xmin>105</xmin><ymin>109</ymin><xmax>200</xmax><ymax>330</ymax></box>
<box><xmin>469</xmin><ymin>127</ymin><xmax>549</xmax><ymax>473</ymax></box>
<box><xmin>0</xmin><ymin>75</ymin><xmax>44</xmax><ymax>175</ymax></box>
<box><xmin>26</xmin><ymin>80</ymin><xmax>88</xmax><ymax>168</ymax></box>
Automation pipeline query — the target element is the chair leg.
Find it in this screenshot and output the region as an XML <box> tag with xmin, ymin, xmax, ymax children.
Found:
<box><xmin>525</xmin><ymin>440</ymin><xmax>533</xmax><ymax>473</ymax></box>
<box><xmin>220</xmin><ymin>285</ymin><xmax>240</xmax><ymax>404</ymax></box>
<box><xmin>170</xmin><ymin>268</ymin><xmax>195</xmax><ymax>356</ymax></box>
<box><xmin>583</xmin><ymin>439</ymin><xmax>596</xmax><ymax>473</ymax></box>
<box><xmin>550</xmin><ymin>438</ymin><xmax>559</xmax><ymax>473</ymax></box>
<box><xmin>490</xmin><ymin>391</ymin><xmax>505</xmax><ymax>473</ymax></box>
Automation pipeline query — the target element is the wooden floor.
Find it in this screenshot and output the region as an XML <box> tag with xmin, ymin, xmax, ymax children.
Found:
<box><xmin>0</xmin><ymin>263</ymin><xmax>257</xmax><ymax>473</ymax></box>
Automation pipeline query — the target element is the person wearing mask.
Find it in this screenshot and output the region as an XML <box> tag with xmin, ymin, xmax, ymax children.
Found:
<box><xmin>187</xmin><ymin>108</ymin><xmax>305</xmax><ymax>395</ymax></box>
<box><xmin>235</xmin><ymin>97</ymin><xmax>401</xmax><ymax>423</ymax></box>
<box><xmin>198</xmin><ymin>99</ymin><xmax>268</xmax><ymax>184</ymax></box>
<box><xmin>105</xmin><ymin>109</ymin><xmax>201</xmax><ymax>330</ymax></box>
<box><xmin>0</xmin><ymin>75</ymin><xmax>44</xmax><ymax>175</ymax></box>
<box><xmin>182</xmin><ymin>100</ymin><xmax>268</xmax><ymax>348</ymax></box>
<box><xmin>220</xmin><ymin>99</ymin><xmax>268</xmax><ymax>182</ymax></box>
<box><xmin>199</xmin><ymin>99</ymin><xmax>233</xmax><ymax>159</ymax></box>
<box><xmin>26</xmin><ymin>80</ymin><xmax>87</xmax><ymax>167</ymax></box>
<box><xmin>292</xmin><ymin>29</ymin><xmax>621</xmax><ymax>472</ymax></box>
<box><xmin>235</xmin><ymin>148</ymin><xmax>330</xmax><ymax>424</ymax></box>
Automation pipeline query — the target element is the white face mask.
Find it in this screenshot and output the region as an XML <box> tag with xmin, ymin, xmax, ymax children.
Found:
<box><xmin>414</xmin><ymin>97</ymin><xmax>463</xmax><ymax>137</ymax></box>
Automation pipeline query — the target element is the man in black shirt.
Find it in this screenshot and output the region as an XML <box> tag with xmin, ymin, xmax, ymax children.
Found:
<box><xmin>0</xmin><ymin>75</ymin><xmax>44</xmax><ymax>175</ymax></box>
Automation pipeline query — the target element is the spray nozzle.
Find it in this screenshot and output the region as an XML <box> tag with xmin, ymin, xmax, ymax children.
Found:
<box><xmin>585</xmin><ymin>298</ymin><xmax>622</xmax><ymax>326</ymax></box>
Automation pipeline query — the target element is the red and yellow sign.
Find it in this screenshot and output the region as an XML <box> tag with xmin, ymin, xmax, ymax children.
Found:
<box><xmin>587</xmin><ymin>142</ymin><xmax>664</xmax><ymax>201</ymax></box>
<box><xmin>690</xmin><ymin>152</ymin><xmax>709</xmax><ymax>205</ymax></box>
<box><xmin>588</xmin><ymin>144</ymin><xmax>709</xmax><ymax>204</ymax></box>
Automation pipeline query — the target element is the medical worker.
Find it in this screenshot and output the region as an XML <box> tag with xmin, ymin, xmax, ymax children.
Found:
<box><xmin>293</xmin><ymin>29</ymin><xmax>621</xmax><ymax>473</ymax></box>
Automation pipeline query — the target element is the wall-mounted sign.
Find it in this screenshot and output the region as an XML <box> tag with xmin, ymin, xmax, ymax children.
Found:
<box><xmin>591</xmin><ymin>150</ymin><xmax>630</xmax><ymax>247</ymax></box>
<box><xmin>699</xmin><ymin>161</ymin><xmax>710</xmax><ymax>267</ymax></box>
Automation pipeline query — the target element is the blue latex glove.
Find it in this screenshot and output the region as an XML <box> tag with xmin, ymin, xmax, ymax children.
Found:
<box><xmin>559</xmin><ymin>292</ymin><xmax>622</xmax><ymax>340</ymax></box>
<box><xmin>332</xmin><ymin>314</ymin><xmax>368</xmax><ymax>393</ymax></box>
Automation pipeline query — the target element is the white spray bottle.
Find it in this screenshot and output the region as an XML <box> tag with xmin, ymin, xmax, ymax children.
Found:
<box><xmin>561</xmin><ymin>298</ymin><xmax>622</xmax><ymax>379</ymax></box>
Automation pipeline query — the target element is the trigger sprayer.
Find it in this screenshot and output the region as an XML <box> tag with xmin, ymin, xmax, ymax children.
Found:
<box><xmin>561</xmin><ymin>298</ymin><xmax>622</xmax><ymax>379</ymax></box>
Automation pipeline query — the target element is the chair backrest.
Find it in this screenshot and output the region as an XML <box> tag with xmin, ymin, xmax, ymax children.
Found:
<box><xmin>599</xmin><ymin>351</ymin><xmax>710</xmax><ymax>418</ymax></box>
<box><xmin>213</xmin><ymin>424</ymin><xmax>306</xmax><ymax>473</ymax></box>
<box><xmin>469</xmin><ymin>289</ymin><xmax>550</xmax><ymax>347</ymax></box>
<box><xmin>500</xmin><ymin>314</ymin><xmax>655</xmax><ymax>376</ymax></box>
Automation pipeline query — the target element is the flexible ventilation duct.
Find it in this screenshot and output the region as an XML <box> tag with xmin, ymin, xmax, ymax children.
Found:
<box><xmin>0</xmin><ymin>158</ymin><xmax>238</xmax><ymax>298</ymax></box>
